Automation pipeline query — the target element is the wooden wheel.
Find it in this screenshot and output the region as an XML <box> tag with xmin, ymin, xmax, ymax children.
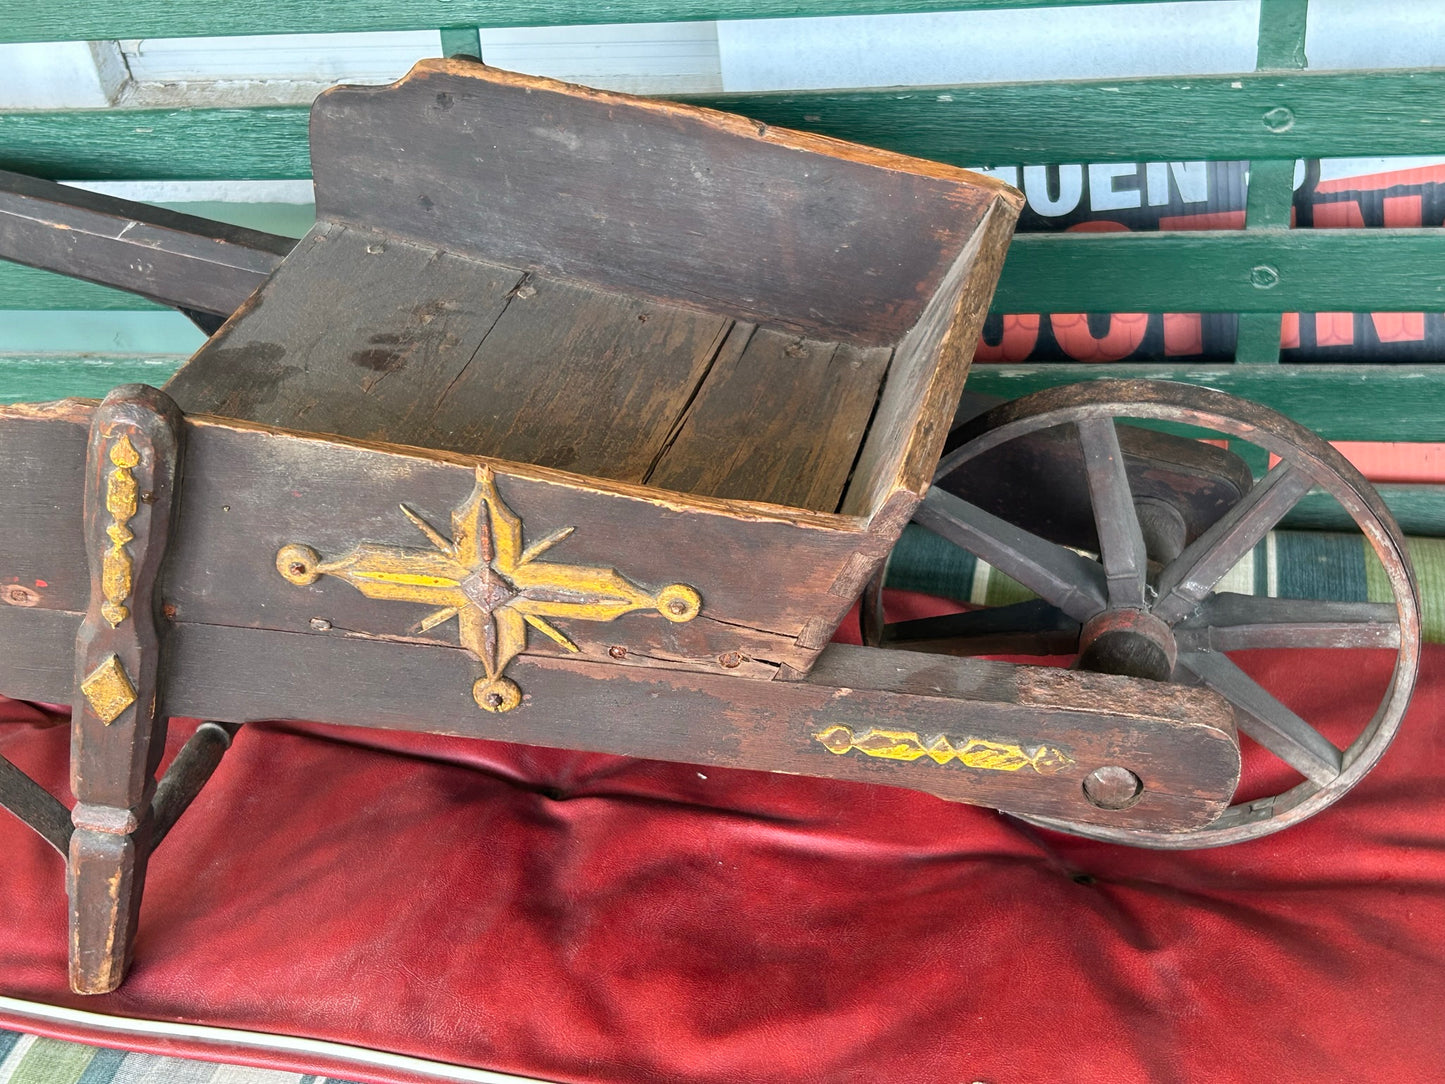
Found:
<box><xmin>870</xmin><ymin>379</ymin><xmax>1421</xmax><ymax>848</ymax></box>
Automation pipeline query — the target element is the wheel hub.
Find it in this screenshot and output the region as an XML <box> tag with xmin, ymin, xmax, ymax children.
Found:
<box><xmin>1078</xmin><ymin>608</ymin><xmax>1177</xmax><ymax>683</ymax></box>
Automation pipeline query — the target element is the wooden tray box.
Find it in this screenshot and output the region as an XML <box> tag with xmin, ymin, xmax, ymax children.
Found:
<box><xmin>12</xmin><ymin>62</ymin><xmax>1022</xmax><ymax>697</ymax></box>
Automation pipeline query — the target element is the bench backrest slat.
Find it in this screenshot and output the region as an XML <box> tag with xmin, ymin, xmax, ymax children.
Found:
<box><xmin>2</xmin><ymin>0</ymin><xmax>1443</xmax><ymax>455</ymax></box>
<box><xmin>1</xmin><ymin>0</ymin><xmax>1219</xmax><ymax>47</ymax></box>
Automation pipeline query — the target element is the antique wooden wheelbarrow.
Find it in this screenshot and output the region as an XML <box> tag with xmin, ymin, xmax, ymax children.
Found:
<box><xmin>0</xmin><ymin>61</ymin><xmax>1420</xmax><ymax>995</ymax></box>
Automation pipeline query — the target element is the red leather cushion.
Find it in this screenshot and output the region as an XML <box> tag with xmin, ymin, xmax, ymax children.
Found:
<box><xmin>2</xmin><ymin>595</ymin><xmax>1443</xmax><ymax>1083</ymax></box>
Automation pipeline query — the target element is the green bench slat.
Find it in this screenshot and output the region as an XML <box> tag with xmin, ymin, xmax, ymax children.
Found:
<box><xmin>1</xmin><ymin>108</ymin><xmax>312</xmax><ymax>182</ymax></box>
<box><xmin>7</xmin><ymin>229</ymin><xmax>1441</xmax><ymax>315</ymax></box>
<box><xmin>7</xmin><ymin>69</ymin><xmax>1445</xmax><ymax>182</ymax></box>
<box><xmin>0</xmin><ymin>266</ymin><xmax>170</xmax><ymax>310</ymax></box>
<box><xmin>995</xmin><ymin>230</ymin><xmax>1445</xmax><ymax>314</ymax></box>
<box><xmin>965</xmin><ymin>364</ymin><xmax>1445</xmax><ymax>444</ymax></box>
<box><xmin>0</xmin><ymin>354</ymin><xmax>185</xmax><ymax>402</ymax></box>
<box><xmin>0</xmin><ymin>0</ymin><xmax>1221</xmax><ymax>46</ymax></box>
<box><xmin>1288</xmin><ymin>486</ymin><xmax>1445</xmax><ymax>538</ymax></box>
<box><xmin>690</xmin><ymin>70</ymin><xmax>1445</xmax><ymax>165</ymax></box>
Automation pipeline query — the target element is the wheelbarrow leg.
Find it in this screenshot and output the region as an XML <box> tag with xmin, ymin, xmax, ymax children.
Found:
<box><xmin>68</xmin><ymin>777</ymin><xmax>159</xmax><ymax>993</ymax></box>
<box><xmin>68</xmin><ymin>386</ymin><xmax>184</xmax><ymax>993</ymax></box>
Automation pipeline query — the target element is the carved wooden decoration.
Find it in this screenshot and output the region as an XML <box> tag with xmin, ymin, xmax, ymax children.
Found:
<box><xmin>69</xmin><ymin>384</ymin><xmax>184</xmax><ymax>994</ymax></box>
<box><xmin>276</xmin><ymin>466</ymin><xmax>702</xmax><ymax>711</ymax></box>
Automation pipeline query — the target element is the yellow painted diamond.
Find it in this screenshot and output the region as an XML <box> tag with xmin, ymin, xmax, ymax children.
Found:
<box><xmin>80</xmin><ymin>653</ymin><xmax>137</xmax><ymax>725</ymax></box>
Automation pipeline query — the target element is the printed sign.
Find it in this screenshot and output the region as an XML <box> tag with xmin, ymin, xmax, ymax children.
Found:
<box><xmin>973</xmin><ymin>159</ymin><xmax>1445</xmax><ymax>363</ymax></box>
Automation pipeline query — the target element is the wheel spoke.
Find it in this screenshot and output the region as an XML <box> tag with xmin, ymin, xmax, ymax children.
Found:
<box><xmin>1175</xmin><ymin>594</ymin><xmax>1401</xmax><ymax>651</ymax></box>
<box><xmin>914</xmin><ymin>487</ymin><xmax>1108</xmax><ymax>623</ymax></box>
<box><xmin>1152</xmin><ymin>462</ymin><xmax>1315</xmax><ymax>625</ymax></box>
<box><xmin>884</xmin><ymin>598</ymin><xmax>1081</xmax><ymax>656</ymax></box>
<box><xmin>1077</xmin><ymin>415</ymin><xmax>1148</xmax><ymax>609</ymax></box>
<box><xmin>1179</xmin><ymin>650</ymin><xmax>1343</xmax><ymax>786</ymax></box>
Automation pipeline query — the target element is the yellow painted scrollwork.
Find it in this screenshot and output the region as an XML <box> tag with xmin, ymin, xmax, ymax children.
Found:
<box><xmin>814</xmin><ymin>724</ymin><xmax>1073</xmax><ymax>774</ymax></box>
<box><xmin>100</xmin><ymin>435</ymin><xmax>140</xmax><ymax>628</ymax></box>
<box><xmin>278</xmin><ymin>467</ymin><xmax>702</xmax><ymax>712</ymax></box>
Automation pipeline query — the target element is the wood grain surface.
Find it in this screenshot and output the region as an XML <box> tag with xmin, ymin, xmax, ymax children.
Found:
<box><xmin>0</xmin><ymin>400</ymin><xmax>880</xmax><ymax>677</ymax></box>
<box><xmin>162</xmin><ymin>224</ymin><xmax>897</xmax><ymax>512</ymax></box>
<box><xmin>67</xmin><ymin>385</ymin><xmax>185</xmax><ymax>995</ymax></box>
<box><xmin>646</xmin><ymin>327</ymin><xmax>891</xmax><ymax>510</ymax></box>
<box><xmin>310</xmin><ymin>62</ymin><xmax>1001</xmax><ymax>345</ymax></box>
<box><xmin>964</xmin><ymin>364</ymin><xmax>1445</xmax><ymax>445</ymax></box>
<box><xmin>0</xmin><ymin>604</ymin><xmax>1240</xmax><ymax>833</ymax></box>
<box><xmin>0</xmin><ymin>170</ymin><xmax>291</xmax><ymax>317</ymax></box>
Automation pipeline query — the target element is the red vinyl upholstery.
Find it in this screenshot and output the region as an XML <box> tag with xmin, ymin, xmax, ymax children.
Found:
<box><xmin>2</xmin><ymin>594</ymin><xmax>1443</xmax><ymax>1083</ymax></box>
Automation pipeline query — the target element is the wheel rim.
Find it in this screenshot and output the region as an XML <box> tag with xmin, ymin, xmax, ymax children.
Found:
<box><xmin>894</xmin><ymin>379</ymin><xmax>1420</xmax><ymax>848</ymax></box>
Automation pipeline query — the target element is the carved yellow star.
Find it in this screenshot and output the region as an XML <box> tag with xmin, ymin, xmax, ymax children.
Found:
<box><xmin>278</xmin><ymin>467</ymin><xmax>701</xmax><ymax>712</ymax></box>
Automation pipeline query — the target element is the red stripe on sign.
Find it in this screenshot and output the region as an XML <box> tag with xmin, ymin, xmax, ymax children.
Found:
<box><xmin>1316</xmin><ymin>164</ymin><xmax>1445</xmax><ymax>195</ymax></box>
<box><xmin>1157</xmin><ymin>210</ymin><xmax>1246</xmax><ymax>231</ymax></box>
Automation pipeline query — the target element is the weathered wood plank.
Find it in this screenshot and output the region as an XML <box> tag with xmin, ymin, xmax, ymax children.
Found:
<box><xmin>165</xmin><ymin>223</ymin><xmax>746</xmax><ymax>486</ymax></box>
<box><xmin>1287</xmin><ymin>486</ymin><xmax>1445</xmax><ymax>539</ymax></box>
<box><xmin>418</xmin><ymin>266</ymin><xmax>733</xmax><ymax>483</ymax></box>
<box><xmin>176</xmin><ymin>631</ymin><xmax>1239</xmax><ymax>832</ymax></box>
<box><xmin>995</xmin><ymin>229</ymin><xmax>1445</xmax><ymax>315</ymax></box>
<box><xmin>1255</xmin><ymin>0</ymin><xmax>1308</xmax><ymax>71</ymax></box>
<box><xmin>0</xmin><ymin>106</ymin><xmax>313</xmax><ymax>182</ymax></box>
<box><xmin>647</xmin><ymin>326</ymin><xmax>890</xmax><ymax>511</ymax></box>
<box><xmin>0</xmin><ymin>170</ymin><xmax>291</xmax><ymax>317</ymax></box>
<box><xmin>0</xmin><ymin>601</ymin><xmax>1240</xmax><ymax>831</ymax></box>
<box><xmin>189</xmin><ymin>633</ymin><xmax>1242</xmax><ymax>826</ymax></box>
<box><xmin>0</xmin><ymin>605</ymin><xmax>83</xmax><ymax>704</ymax></box>
<box><xmin>10</xmin><ymin>70</ymin><xmax>1445</xmax><ymax>183</ymax></box>
<box><xmin>1229</xmin><ymin>181</ymin><xmax>1293</xmax><ymax>362</ymax></box>
<box><xmin>311</xmin><ymin>62</ymin><xmax>1004</xmax><ymax>345</ymax></box>
<box><xmin>1232</xmin><ymin>0</ymin><xmax>1308</xmax><ymax>364</ymax></box>
<box><xmin>0</xmin><ymin>400</ymin><xmax>877</xmax><ymax>678</ymax></box>
<box><xmin>68</xmin><ymin>385</ymin><xmax>185</xmax><ymax>995</ymax></box>
<box><xmin>0</xmin><ymin>410</ymin><xmax>91</xmax><ymax>611</ymax></box>
<box><xmin>844</xmin><ymin>199</ymin><xmax>1017</xmax><ymax>518</ymax></box>
<box><xmin>0</xmin><ymin>0</ymin><xmax>1194</xmax><ymax>46</ymax></box>
<box><xmin>165</xmin><ymin>224</ymin><xmax>527</xmax><ymax>441</ymax></box>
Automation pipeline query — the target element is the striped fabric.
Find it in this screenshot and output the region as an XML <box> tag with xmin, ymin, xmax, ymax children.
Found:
<box><xmin>0</xmin><ymin>1031</ymin><xmax>359</xmax><ymax>1084</ymax></box>
<box><xmin>885</xmin><ymin>526</ymin><xmax>1445</xmax><ymax>643</ymax></box>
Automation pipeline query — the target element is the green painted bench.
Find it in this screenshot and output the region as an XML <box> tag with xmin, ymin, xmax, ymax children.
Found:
<box><xmin>2</xmin><ymin>0</ymin><xmax>1442</xmax><ymax>525</ymax></box>
<box><xmin>0</xmin><ymin>0</ymin><xmax>1436</xmax><ymax>993</ymax></box>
